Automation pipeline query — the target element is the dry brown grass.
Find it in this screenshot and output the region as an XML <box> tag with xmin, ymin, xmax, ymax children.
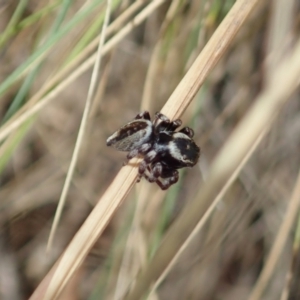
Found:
<box><xmin>1</xmin><ymin>0</ymin><xmax>300</xmax><ymax>300</ymax></box>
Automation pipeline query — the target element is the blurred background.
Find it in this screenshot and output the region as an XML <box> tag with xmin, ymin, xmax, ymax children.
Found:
<box><xmin>0</xmin><ymin>0</ymin><xmax>300</xmax><ymax>299</ymax></box>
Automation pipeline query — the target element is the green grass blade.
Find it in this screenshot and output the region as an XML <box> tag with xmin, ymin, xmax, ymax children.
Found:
<box><xmin>0</xmin><ymin>118</ymin><xmax>34</xmax><ymax>174</ymax></box>
<box><xmin>2</xmin><ymin>0</ymin><xmax>72</xmax><ymax>124</ymax></box>
<box><xmin>0</xmin><ymin>0</ymin><xmax>104</xmax><ymax>98</ymax></box>
<box><xmin>0</xmin><ymin>0</ymin><xmax>29</xmax><ymax>48</ymax></box>
<box><xmin>66</xmin><ymin>0</ymin><xmax>120</xmax><ymax>64</ymax></box>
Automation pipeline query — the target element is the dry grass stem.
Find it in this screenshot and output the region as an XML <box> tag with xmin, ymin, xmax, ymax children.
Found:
<box><xmin>46</xmin><ymin>0</ymin><xmax>112</xmax><ymax>251</ymax></box>
<box><xmin>3</xmin><ymin>0</ymin><xmax>145</xmax><ymax>122</ymax></box>
<box><xmin>247</xmin><ymin>2</ymin><xmax>297</xmax><ymax>299</ymax></box>
<box><xmin>149</xmin><ymin>127</ymin><xmax>268</xmax><ymax>297</ymax></box>
<box><xmin>28</xmin><ymin>0</ymin><xmax>261</xmax><ymax>298</ymax></box>
<box><xmin>44</xmin><ymin>0</ymin><xmax>112</xmax><ymax>296</ymax></box>
<box><xmin>0</xmin><ymin>0</ymin><xmax>167</xmax><ymax>144</ymax></box>
<box><xmin>2</xmin><ymin>0</ymin><xmax>300</xmax><ymax>298</ymax></box>
<box><xmin>248</xmin><ymin>169</ymin><xmax>300</xmax><ymax>300</ymax></box>
<box><xmin>141</xmin><ymin>0</ymin><xmax>181</xmax><ymax>110</ymax></box>
<box><xmin>161</xmin><ymin>0</ymin><xmax>261</xmax><ymax>119</ymax></box>
<box><xmin>266</xmin><ymin>0</ymin><xmax>296</xmax><ymax>79</ymax></box>
<box><xmin>114</xmin><ymin>183</ymin><xmax>151</xmax><ymax>300</ymax></box>
<box><xmin>283</xmin><ymin>213</ymin><xmax>300</xmax><ymax>300</ymax></box>
<box><xmin>30</xmin><ymin>163</ymin><xmax>138</xmax><ymax>300</ymax></box>
<box><xmin>119</xmin><ymin>1</ymin><xmax>182</xmax><ymax>296</ymax></box>
<box><xmin>125</xmin><ymin>19</ymin><xmax>300</xmax><ymax>300</ymax></box>
<box><xmin>89</xmin><ymin>56</ymin><xmax>112</xmax><ymax>120</ymax></box>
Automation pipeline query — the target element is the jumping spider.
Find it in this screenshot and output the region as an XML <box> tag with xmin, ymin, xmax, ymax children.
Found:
<box><xmin>106</xmin><ymin>111</ymin><xmax>200</xmax><ymax>190</ymax></box>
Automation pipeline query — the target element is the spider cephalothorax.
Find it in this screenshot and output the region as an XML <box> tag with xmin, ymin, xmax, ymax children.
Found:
<box><xmin>106</xmin><ymin>111</ymin><xmax>200</xmax><ymax>190</ymax></box>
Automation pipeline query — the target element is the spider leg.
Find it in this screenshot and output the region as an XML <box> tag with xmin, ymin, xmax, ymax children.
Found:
<box><xmin>152</xmin><ymin>162</ymin><xmax>163</xmax><ymax>178</ymax></box>
<box><xmin>153</xmin><ymin>112</ymin><xmax>169</xmax><ymax>126</ymax></box>
<box><xmin>137</xmin><ymin>160</ymin><xmax>147</xmax><ymax>182</ymax></box>
<box><xmin>123</xmin><ymin>143</ymin><xmax>152</xmax><ymax>166</ymax></box>
<box><xmin>155</xmin><ymin>169</ymin><xmax>179</xmax><ymax>190</ymax></box>
<box><xmin>179</xmin><ymin>126</ymin><xmax>194</xmax><ymax>138</ymax></box>
<box><xmin>154</xmin><ymin>112</ymin><xmax>182</xmax><ymax>133</ymax></box>
<box><xmin>159</xmin><ymin>119</ymin><xmax>182</xmax><ymax>132</ymax></box>
<box><xmin>137</xmin><ymin>150</ymin><xmax>157</xmax><ymax>182</ymax></box>
<box><xmin>134</xmin><ymin>111</ymin><xmax>151</xmax><ymax>120</ymax></box>
<box><xmin>127</xmin><ymin>143</ymin><xmax>152</xmax><ymax>160</ymax></box>
<box><xmin>153</xmin><ymin>112</ymin><xmax>170</xmax><ymax>132</ymax></box>
<box><xmin>143</xmin><ymin>163</ymin><xmax>179</xmax><ymax>190</ymax></box>
<box><xmin>142</xmin><ymin>162</ymin><xmax>163</xmax><ymax>183</ymax></box>
<box><xmin>143</xmin><ymin>166</ymin><xmax>157</xmax><ymax>183</ymax></box>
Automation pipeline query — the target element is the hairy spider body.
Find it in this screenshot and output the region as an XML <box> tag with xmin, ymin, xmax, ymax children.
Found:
<box><xmin>106</xmin><ymin>111</ymin><xmax>200</xmax><ymax>190</ymax></box>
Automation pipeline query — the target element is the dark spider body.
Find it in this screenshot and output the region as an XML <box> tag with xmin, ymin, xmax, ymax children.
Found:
<box><xmin>106</xmin><ymin>111</ymin><xmax>200</xmax><ymax>190</ymax></box>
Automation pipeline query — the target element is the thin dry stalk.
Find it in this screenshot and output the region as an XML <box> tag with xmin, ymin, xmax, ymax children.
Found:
<box><xmin>0</xmin><ymin>0</ymin><xmax>167</xmax><ymax>144</ymax></box>
<box><xmin>248</xmin><ymin>2</ymin><xmax>297</xmax><ymax>299</ymax></box>
<box><xmin>161</xmin><ymin>0</ymin><xmax>260</xmax><ymax>119</ymax></box>
<box><xmin>141</xmin><ymin>0</ymin><xmax>181</xmax><ymax>110</ymax></box>
<box><xmin>114</xmin><ymin>182</ymin><xmax>151</xmax><ymax>300</ymax></box>
<box><xmin>199</xmin><ymin>87</ymin><xmax>248</xmax><ymax>146</ymax></box>
<box><xmin>285</xmin><ymin>216</ymin><xmax>300</xmax><ymax>300</ymax></box>
<box><xmin>148</xmin><ymin>126</ymin><xmax>268</xmax><ymax>297</ymax></box>
<box><xmin>46</xmin><ymin>0</ymin><xmax>112</xmax><ymax>251</ymax></box>
<box><xmin>31</xmin><ymin>163</ymin><xmax>138</xmax><ymax>300</ymax></box>
<box><xmin>126</xmin><ymin>35</ymin><xmax>300</xmax><ymax>299</ymax></box>
<box><xmin>266</xmin><ymin>0</ymin><xmax>296</xmax><ymax>79</ymax></box>
<box><xmin>30</xmin><ymin>0</ymin><xmax>260</xmax><ymax>298</ymax></box>
<box><xmin>89</xmin><ymin>54</ymin><xmax>112</xmax><ymax>120</ymax></box>
<box><xmin>248</xmin><ymin>169</ymin><xmax>300</xmax><ymax>300</ymax></box>
<box><xmin>5</xmin><ymin>0</ymin><xmax>144</xmax><ymax>114</ymax></box>
<box><xmin>37</xmin><ymin>0</ymin><xmax>146</xmax><ymax>104</ymax></box>
<box><xmin>117</xmin><ymin>1</ymin><xmax>182</xmax><ymax>295</ymax></box>
<box><xmin>115</xmin><ymin>186</ymin><xmax>165</xmax><ymax>299</ymax></box>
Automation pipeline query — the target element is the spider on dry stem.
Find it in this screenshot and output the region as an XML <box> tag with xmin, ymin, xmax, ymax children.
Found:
<box><xmin>106</xmin><ymin>111</ymin><xmax>200</xmax><ymax>190</ymax></box>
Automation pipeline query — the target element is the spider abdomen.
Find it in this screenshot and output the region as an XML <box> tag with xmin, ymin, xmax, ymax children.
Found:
<box><xmin>106</xmin><ymin>119</ymin><xmax>153</xmax><ymax>152</ymax></box>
